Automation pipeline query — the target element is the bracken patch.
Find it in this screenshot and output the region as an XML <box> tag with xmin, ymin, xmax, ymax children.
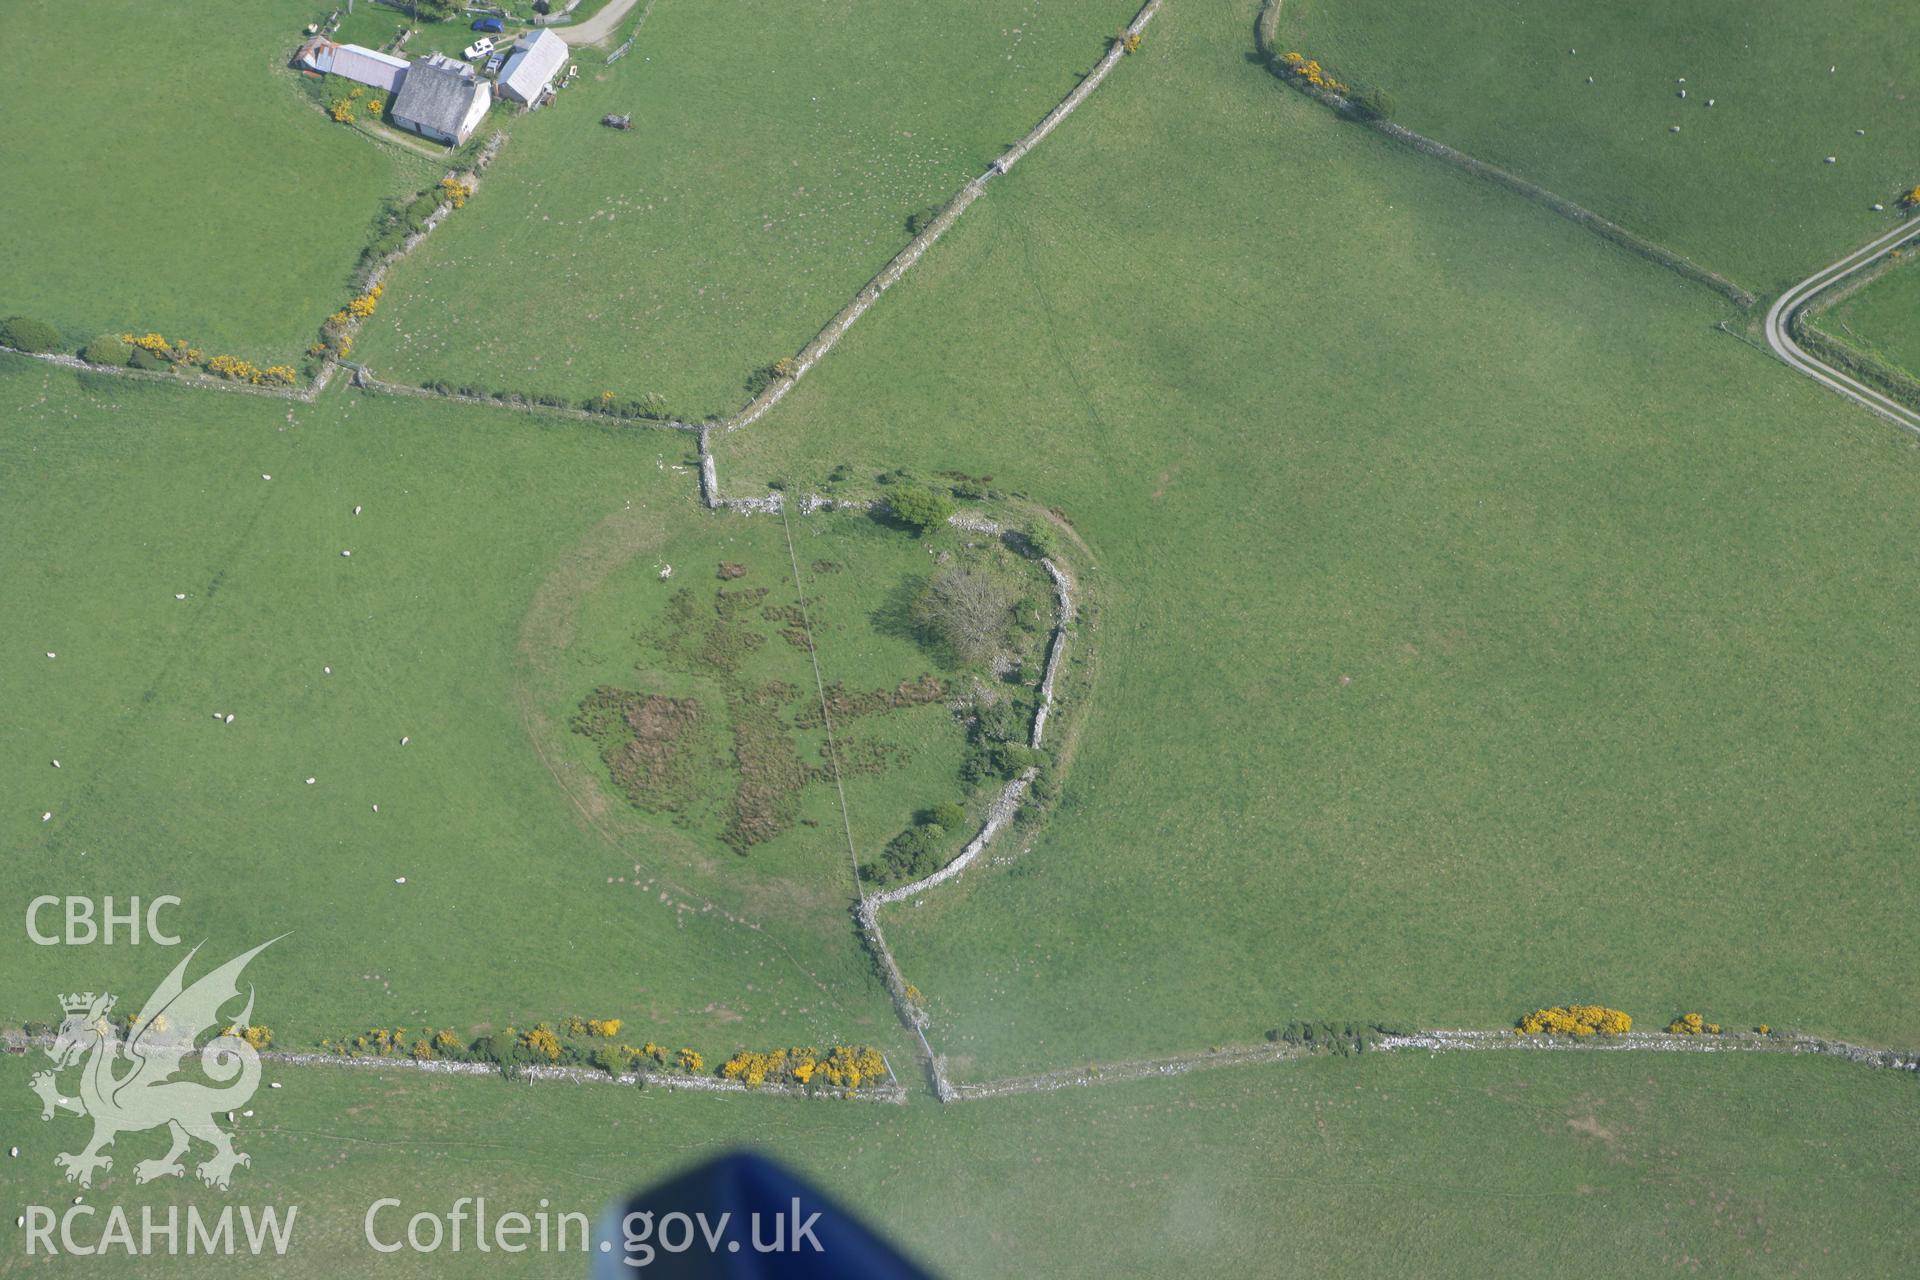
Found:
<box><xmin>572</xmin><ymin>688</ymin><xmax>706</xmax><ymax>815</ymax></box>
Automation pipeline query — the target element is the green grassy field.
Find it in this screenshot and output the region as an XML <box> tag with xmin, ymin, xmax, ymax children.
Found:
<box><xmin>0</xmin><ymin>0</ymin><xmax>425</xmax><ymax>365</ymax></box>
<box><xmin>353</xmin><ymin>0</ymin><xmax>1141</xmax><ymax>417</ymax></box>
<box><xmin>0</xmin><ymin>360</ymin><xmax>923</xmax><ymax>1061</ymax></box>
<box><xmin>718</xmin><ymin>0</ymin><xmax>1920</xmax><ymax>1078</ymax></box>
<box><xmin>1275</xmin><ymin>0</ymin><xmax>1920</xmax><ymax>294</ymax></box>
<box><xmin>1818</xmin><ymin>254</ymin><xmax>1920</xmax><ymax>382</ymax></box>
<box><xmin>2</xmin><ymin>1050</ymin><xmax>1913</xmax><ymax>1275</ymax></box>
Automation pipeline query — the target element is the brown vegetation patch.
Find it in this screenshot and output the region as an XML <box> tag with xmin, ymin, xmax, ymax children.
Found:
<box><xmin>717</xmin><ymin>562</ymin><xmax>749</xmax><ymax>580</ymax></box>
<box><xmin>722</xmin><ymin>682</ymin><xmax>819</xmax><ymax>855</ymax></box>
<box><xmin>794</xmin><ymin>674</ymin><xmax>946</xmax><ymax>729</ymax></box>
<box><xmin>572</xmin><ymin>687</ymin><xmax>705</xmax><ymax>814</ymax></box>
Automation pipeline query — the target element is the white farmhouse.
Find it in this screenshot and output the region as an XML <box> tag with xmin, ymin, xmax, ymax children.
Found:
<box><xmin>294</xmin><ymin>39</ymin><xmax>410</xmax><ymax>94</ymax></box>
<box><xmin>391</xmin><ymin>57</ymin><xmax>491</xmax><ymax>146</ymax></box>
<box><xmin>497</xmin><ymin>29</ymin><xmax>569</xmax><ymax>105</ymax></box>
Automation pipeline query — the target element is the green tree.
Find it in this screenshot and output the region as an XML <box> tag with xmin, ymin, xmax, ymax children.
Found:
<box><xmin>886</xmin><ymin>485</ymin><xmax>955</xmax><ymax>533</ymax></box>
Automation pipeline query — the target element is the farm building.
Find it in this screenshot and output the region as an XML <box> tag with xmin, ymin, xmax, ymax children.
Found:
<box><xmin>293</xmin><ymin>39</ymin><xmax>409</xmax><ymax>94</ymax></box>
<box><xmin>391</xmin><ymin>58</ymin><xmax>491</xmax><ymax>146</ymax></box>
<box><xmin>497</xmin><ymin>29</ymin><xmax>570</xmax><ymax>105</ymax></box>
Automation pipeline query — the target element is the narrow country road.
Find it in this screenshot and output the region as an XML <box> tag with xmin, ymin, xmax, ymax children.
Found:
<box><xmin>1764</xmin><ymin>217</ymin><xmax>1920</xmax><ymax>435</ymax></box>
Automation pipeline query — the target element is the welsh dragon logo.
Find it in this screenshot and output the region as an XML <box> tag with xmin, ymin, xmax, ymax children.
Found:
<box><xmin>29</xmin><ymin>939</ymin><xmax>278</xmax><ymax>1190</ymax></box>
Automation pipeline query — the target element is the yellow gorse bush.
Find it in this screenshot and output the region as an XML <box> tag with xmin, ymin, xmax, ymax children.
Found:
<box><xmin>719</xmin><ymin>1044</ymin><xmax>889</xmax><ymax>1090</ymax></box>
<box><xmin>1278</xmin><ymin>51</ymin><xmax>1348</xmax><ymax>93</ymax></box>
<box><xmin>440</xmin><ymin>176</ymin><xmax>475</xmax><ymax>209</ymax></box>
<box><xmin>520</xmin><ymin>1024</ymin><xmax>563</xmax><ymax>1062</ymax></box>
<box><xmin>219</xmin><ymin>1023</ymin><xmax>273</xmax><ymax>1049</ymax></box>
<box><xmin>347</xmin><ymin>284</ymin><xmax>384</xmax><ymax>319</ymax></box>
<box><xmin>1517</xmin><ymin>1005</ymin><xmax>1632</xmax><ymax>1037</ymax></box>
<box><xmin>1666</xmin><ymin>1012</ymin><xmax>1722</xmax><ymax>1035</ymax></box>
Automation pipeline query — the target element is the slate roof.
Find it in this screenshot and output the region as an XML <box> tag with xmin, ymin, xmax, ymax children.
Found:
<box><xmin>392</xmin><ymin>59</ymin><xmax>484</xmax><ymax>138</ymax></box>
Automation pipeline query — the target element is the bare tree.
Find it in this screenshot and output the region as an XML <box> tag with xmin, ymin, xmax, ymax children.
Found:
<box><xmin>912</xmin><ymin>567</ymin><xmax>1015</xmax><ymax>667</ymax></box>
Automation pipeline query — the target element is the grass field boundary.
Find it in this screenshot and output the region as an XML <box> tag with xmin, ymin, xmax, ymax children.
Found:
<box><xmin>1255</xmin><ymin>0</ymin><xmax>1759</xmax><ymax>309</ymax></box>
<box><xmin>715</xmin><ymin>0</ymin><xmax>1165</xmax><ymax>437</ymax></box>
<box><xmin>13</xmin><ymin>1021</ymin><xmax>1910</xmax><ymax>1111</ymax></box>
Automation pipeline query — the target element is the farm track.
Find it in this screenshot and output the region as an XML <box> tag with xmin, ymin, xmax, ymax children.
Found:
<box><xmin>558</xmin><ymin>0</ymin><xmax>645</xmax><ymax>47</ymax></box>
<box><xmin>1764</xmin><ymin>217</ymin><xmax>1920</xmax><ymax>434</ymax></box>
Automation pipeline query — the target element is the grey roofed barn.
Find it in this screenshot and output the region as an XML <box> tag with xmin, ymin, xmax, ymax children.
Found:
<box><xmin>391</xmin><ymin>58</ymin><xmax>491</xmax><ymax>146</ymax></box>
<box><xmin>497</xmin><ymin>29</ymin><xmax>570</xmax><ymax>104</ymax></box>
